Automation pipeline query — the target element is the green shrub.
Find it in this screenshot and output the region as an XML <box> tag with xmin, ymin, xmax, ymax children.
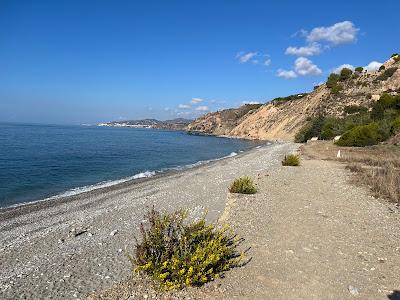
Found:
<box><xmin>282</xmin><ymin>154</ymin><xmax>300</xmax><ymax>166</ymax></box>
<box><xmin>326</xmin><ymin>73</ymin><xmax>340</xmax><ymax>88</ymax></box>
<box><xmin>129</xmin><ymin>208</ymin><xmax>241</xmax><ymax>291</ymax></box>
<box><xmin>379</xmin><ymin>65</ymin><xmax>386</xmax><ymax>71</ymax></box>
<box><xmin>379</xmin><ymin>93</ymin><xmax>396</xmax><ymax>108</ymax></box>
<box><xmin>371</xmin><ymin>103</ymin><xmax>385</xmax><ymax>121</ymax></box>
<box><xmin>229</xmin><ymin>176</ymin><xmax>257</xmax><ymax>194</ymax></box>
<box><xmin>355</xmin><ymin>67</ymin><xmax>364</xmax><ymax>72</ymax></box>
<box><xmin>344</xmin><ymin>105</ymin><xmax>368</xmax><ymax>115</ymax></box>
<box><xmin>391</xmin><ymin>53</ymin><xmax>399</xmax><ymax>58</ymax></box>
<box><xmin>272</xmin><ymin>93</ymin><xmax>307</xmax><ymax>105</ymax></box>
<box><xmin>339</xmin><ymin>68</ymin><xmax>353</xmax><ymax>81</ymax></box>
<box><xmin>390</xmin><ymin>117</ymin><xmax>400</xmax><ymax>135</ymax></box>
<box><xmin>335</xmin><ymin>123</ymin><xmax>386</xmax><ymax>147</ymax></box>
<box><xmin>331</xmin><ymin>84</ymin><xmax>343</xmax><ymax>94</ymax></box>
<box><xmin>294</xmin><ymin>115</ymin><xmax>325</xmax><ymax>143</ymax></box>
<box><xmin>384</xmin><ymin>67</ymin><xmax>398</xmax><ymax>78</ymax></box>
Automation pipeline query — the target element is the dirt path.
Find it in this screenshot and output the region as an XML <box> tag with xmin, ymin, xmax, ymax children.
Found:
<box><xmin>207</xmin><ymin>159</ymin><xmax>400</xmax><ymax>299</ymax></box>
<box><xmin>92</xmin><ymin>157</ymin><xmax>400</xmax><ymax>299</ymax></box>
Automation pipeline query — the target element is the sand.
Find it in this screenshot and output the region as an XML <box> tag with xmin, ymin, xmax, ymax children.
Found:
<box><xmin>0</xmin><ymin>142</ymin><xmax>297</xmax><ymax>299</ymax></box>
<box><xmin>2</xmin><ymin>141</ymin><xmax>399</xmax><ymax>300</ymax></box>
<box><xmin>88</xmin><ymin>144</ymin><xmax>400</xmax><ymax>300</ymax></box>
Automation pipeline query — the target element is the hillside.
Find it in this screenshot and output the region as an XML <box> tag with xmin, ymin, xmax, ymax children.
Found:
<box><xmin>188</xmin><ymin>55</ymin><xmax>400</xmax><ymax>141</ymax></box>
<box><xmin>187</xmin><ymin>104</ymin><xmax>262</xmax><ymax>136</ymax></box>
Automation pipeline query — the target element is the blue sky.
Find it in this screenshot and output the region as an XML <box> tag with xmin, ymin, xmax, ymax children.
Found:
<box><xmin>0</xmin><ymin>0</ymin><xmax>398</xmax><ymax>124</ymax></box>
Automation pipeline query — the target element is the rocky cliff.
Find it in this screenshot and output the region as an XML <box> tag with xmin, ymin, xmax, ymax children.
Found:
<box><xmin>187</xmin><ymin>55</ymin><xmax>400</xmax><ymax>141</ymax></box>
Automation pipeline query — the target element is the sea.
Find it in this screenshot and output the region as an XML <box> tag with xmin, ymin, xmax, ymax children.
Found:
<box><xmin>0</xmin><ymin>123</ymin><xmax>264</xmax><ymax>208</ymax></box>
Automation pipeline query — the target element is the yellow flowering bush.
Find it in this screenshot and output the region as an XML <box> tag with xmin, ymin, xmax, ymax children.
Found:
<box><xmin>128</xmin><ymin>208</ymin><xmax>242</xmax><ymax>290</ymax></box>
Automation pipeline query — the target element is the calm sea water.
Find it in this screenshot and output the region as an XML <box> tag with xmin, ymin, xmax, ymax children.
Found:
<box><xmin>0</xmin><ymin>123</ymin><xmax>263</xmax><ymax>208</ymax></box>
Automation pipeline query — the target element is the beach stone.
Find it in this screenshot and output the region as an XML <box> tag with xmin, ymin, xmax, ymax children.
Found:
<box><xmin>348</xmin><ymin>285</ymin><xmax>359</xmax><ymax>295</ymax></box>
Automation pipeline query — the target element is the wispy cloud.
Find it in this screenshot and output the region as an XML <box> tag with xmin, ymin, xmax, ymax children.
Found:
<box><xmin>178</xmin><ymin>104</ymin><xmax>191</xmax><ymax>109</ymax></box>
<box><xmin>190</xmin><ymin>98</ymin><xmax>203</xmax><ymax>104</ymax></box>
<box><xmin>195</xmin><ymin>105</ymin><xmax>209</xmax><ymax>112</ymax></box>
<box><xmin>236</xmin><ymin>52</ymin><xmax>271</xmax><ymax>66</ymax></box>
<box><xmin>236</xmin><ymin>51</ymin><xmax>258</xmax><ymax>63</ymax></box>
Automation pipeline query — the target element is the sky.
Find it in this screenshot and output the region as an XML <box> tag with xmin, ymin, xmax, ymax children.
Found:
<box><xmin>0</xmin><ymin>0</ymin><xmax>398</xmax><ymax>124</ymax></box>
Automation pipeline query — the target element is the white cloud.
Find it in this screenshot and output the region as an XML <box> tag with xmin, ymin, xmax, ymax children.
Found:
<box><xmin>364</xmin><ymin>61</ymin><xmax>383</xmax><ymax>72</ymax></box>
<box><xmin>285</xmin><ymin>43</ymin><xmax>321</xmax><ymax>56</ymax></box>
<box><xmin>241</xmin><ymin>101</ymin><xmax>261</xmax><ymax>105</ymax></box>
<box><xmin>178</xmin><ymin>104</ymin><xmax>191</xmax><ymax>109</ymax></box>
<box><xmin>333</xmin><ymin>64</ymin><xmax>355</xmax><ymax>74</ymax></box>
<box><xmin>190</xmin><ymin>98</ymin><xmax>203</xmax><ymax>104</ymax></box>
<box><xmin>277</xmin><ymin>69</ymin><xmax>298</xmax><ymax>79</ymax></box>
<box><xmin>236</xmin><ymin>52</ymin><xmax>271</xmax><ymax>66</ymax></box>
<box><xmin>177</xmin><ymin>111</ymin><xmax>193</xmax><ymax>117</ymax></box>
<box><xmin>195</xmin><ymin>106</ymin><xmax>209</xmax><ymax>111</ymax></box>
<box><xmin>306</xmin><ymin>21</ymin><xmax>359</xmax><ymax>45</ymax></box>
<box><xmin>236</xmin><ymin>52</ymin><xmax>257</xmax><ymax>63</ymax></box>
<box><xmin>294</xmin><ymin>57</ymin><xmax>322</xmax><ymax>76</ymax></box>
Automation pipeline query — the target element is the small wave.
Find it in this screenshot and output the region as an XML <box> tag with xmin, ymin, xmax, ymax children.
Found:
<box><xmin>47</xmin><ymin>170</ymin><xmax>157</xmax><ymax>199</ymax></box>
<box><xmin>3</xmin><ymin>151</ymin><xmax>242</xmax><ymax>210</ymax></box>
<box><xmin>5</xmin><ymin>171</ymin><xmax>156</xmax><ymax>209</ymax></box>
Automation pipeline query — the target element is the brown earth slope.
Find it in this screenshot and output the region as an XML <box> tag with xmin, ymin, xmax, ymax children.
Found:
<box><xmin>188</xmin><ymin>56</ymin><xmax>400</xmax><ymax>141</ymax></box>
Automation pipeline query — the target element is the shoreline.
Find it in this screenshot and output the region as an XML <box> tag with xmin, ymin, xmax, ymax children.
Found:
<box><xmin>0</xmin><ymin>140</ymin><xmax>269</xmax><ymax>217</ymax></box>
<box><xmin>0</xmin><ymin>142</ymin><xmax>298</xmax><ymax>299</ymax></box>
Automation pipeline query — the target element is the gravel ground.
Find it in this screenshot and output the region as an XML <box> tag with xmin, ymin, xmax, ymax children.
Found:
<box><xmin>88</xmin><ymin>151</ymin><xmax>400</xmax><ymax>299</ymax></box>
<box><xmin>0</xmin><ymin>142</ymin><xmax>297</xmax><ymax>300</ymax></box>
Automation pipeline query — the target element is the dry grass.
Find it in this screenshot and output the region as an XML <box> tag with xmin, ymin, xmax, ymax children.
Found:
<box><xmin>301</xmin><ymin>141</ymin><xmax>400</xmax><ymax>204</ymax></box>
<box><xmin>346</xmin><ymin>161</ymin><xmax>400</xmax><ymax>204</ymax></box>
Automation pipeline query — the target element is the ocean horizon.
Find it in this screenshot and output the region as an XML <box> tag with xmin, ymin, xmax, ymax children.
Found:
<box><xmin>0</xmin><ymin>122</ymin><xmax>263</xmax><ymax>208</ymax></box>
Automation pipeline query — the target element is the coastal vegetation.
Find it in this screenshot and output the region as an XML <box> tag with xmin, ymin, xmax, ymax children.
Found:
<box><xmin>295</xmin><ymin>93</ymin><xmax>400</xmax><ymax>147</ymax></box>
<box><xmin>229</xmin><ymin>176</ymin><xmax>257</xmax><ymax>194</ymax></box>
<box><xmin>281</xmin><ymin>154</ymin><xmax>301</xmax><ymax>166</ymax></box>
<box><xmin>301</xmin><ymin>142</ymin><xmax>400</xmax><ymax>204</ymax></box>
<box><xmin>271</xmin><ymin>93</ymin><xmax>308</xmax><ymax>105</ymax></box>
<box><xmin>128</xmin><ymin>208</ymin><xmax>242</xmax><ymax>291</ymax></box>
<box><xmin>347</xmin><ymin>159</ymin><xmax>399</xmax><ymax>204</ymax></box>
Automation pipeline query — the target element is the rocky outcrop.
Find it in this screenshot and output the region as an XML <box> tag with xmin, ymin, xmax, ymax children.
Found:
<box><xmin>187</xmin><ymin>104</ymin><xmax>262</xmax><ymax>136</ymax></box>
<box><xmin>188</xmin><ymin>56</ymin><xmax>400</xmax><ymax>141</ymax></box>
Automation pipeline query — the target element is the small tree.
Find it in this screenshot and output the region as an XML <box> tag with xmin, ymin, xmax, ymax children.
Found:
<box><xmin>326</xmin><ymin>73</ymin><xmax>339</xmax><ymax>88</ymax></box>
<box><xmin>355</xmin><ymin>66</ymin><xmax>363</xmax><ymax>72</ymax></box>
<box><xmin>339</xmin><ymin>68</ymin><xmax>353</xmax><ymax>81</ymax></box>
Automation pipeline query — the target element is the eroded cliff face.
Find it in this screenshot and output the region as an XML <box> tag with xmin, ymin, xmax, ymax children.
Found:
<box><xmin>187</xmin><ymin>104</ymin><xmax>262</xmax><ymax>136</ymax></box>
<box><xmin>188</xmin><ymin>56</ymin><xmax>400</xmax><ymax>141</ymax></box>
